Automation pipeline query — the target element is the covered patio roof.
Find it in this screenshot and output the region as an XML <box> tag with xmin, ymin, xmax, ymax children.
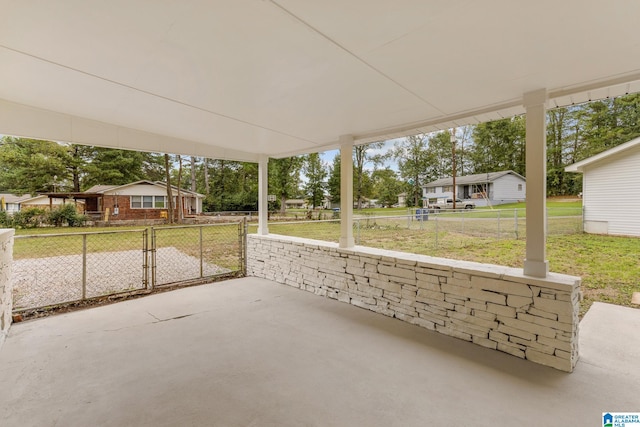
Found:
<box><xmin>1</xmin><ymin>1</ymin><xmax>640</xmax><ymax>161</ymax></box>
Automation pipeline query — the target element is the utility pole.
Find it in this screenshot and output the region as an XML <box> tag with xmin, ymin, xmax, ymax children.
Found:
<box><xmin>451</xmin><ymin>128</ymin><xmax>457</xmax><ymax>210</ymax></box>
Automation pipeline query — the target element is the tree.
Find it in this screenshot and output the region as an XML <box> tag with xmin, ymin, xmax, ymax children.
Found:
<box><xmin>190</xmin><ymin>156</ymin><xmax>197</xmax><ymax>192</ymax></box>
<box><xmin>164</xmin><ymin>154</ymin><xmax>174</xmax><ymax>224</ymax></box>
<box><xmin>0</xmin><ymin>137</ymin><xmax>70</xmax><ymax>195</ymax></box>
<box><xmin>303</xmin><ymin>153</ymin><xmax>326</xmax><ymax>209</ymax></box>
<box><xmin>353</xmin><ymin>142</ymin><xmax>385</xmax><ymax>209</ymax></box>
<box><xmin>468</xmin><ymin>116</ymin><xmax>526</xmax><ymax>176</ymax></box>
<box><xmin>371</xmin><ymin>168</ymin><xmax>402</xmax><ymax>207</ymax></box>
<box><xmin>392</xmin><ymin>134</ymin><xmax>431</xmax><ymax>207</ymax></box>
<box><xmin>327</xmin><ymin>153</ymin><xmax>341</xmax><ymax>205</ymax></box>
<box><xmin>269</xmin><ymin>156</ymin><xmax>303</xmax><ymax>214</ymax></box>
<box><xmin>424</xmin><ymin>131</ymin><xmax>454</xmax><ymax>179</ymax></box>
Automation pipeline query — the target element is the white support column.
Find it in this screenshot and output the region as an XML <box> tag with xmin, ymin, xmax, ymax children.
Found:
<box><xmin>523</xmin><ymin>89</ymin><xmax>549</xmax><ymax>277</ymax></box>
<box><xmin>339</xmin><ymin>135</ymin><xmax>355</xmax><ymax>248</ymax></box>
<box><xmin>257</xmin><ymin>154</ymin><xmax>269</xmax><ymax>235</ymax></box>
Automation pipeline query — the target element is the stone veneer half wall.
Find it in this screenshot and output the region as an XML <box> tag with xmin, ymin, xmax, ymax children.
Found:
<box><xmin>0</xmin><ymin>229</ymin><xmax>14</xmax><ymax>350</ymax></box>
<box><xmin>247</xmin><ymin>234</ymin><xmax>581</xmax><ymax>372</ymax></box>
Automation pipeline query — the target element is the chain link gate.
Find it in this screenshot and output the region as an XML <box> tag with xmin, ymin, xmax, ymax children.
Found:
<box><xmin>150</xmin><ymin>222</ymin><xmax>245</xmax><ymax>288</ymax></box>
<box><xmin>12</xmin><ymin>221</ymin><xmax>246</xmax><ymax>313</ymax></box>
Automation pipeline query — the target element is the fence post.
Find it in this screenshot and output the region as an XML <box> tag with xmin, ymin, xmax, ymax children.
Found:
<box><xmin>150</xmin><ymin>227</ymin><xmax>156</xmax><ymax>289</ymax></box>
<box><xmin>497</xmin><ymin>210</ymin><xmax>501</xmax><ymax>238</ymax></box>
<box><xmin>514</xmin><ymin>209</ymin><xmax>518</xmax><ymax>239</ymax></box>
<box><xmin>82</xmin><ymin>234</ymin><xmax>87</xmax><ymax>300</ymax></box>
<box><xmin>143</xmin><ymin>229</ymin><xmax>149</xmax><ymax>289</ymax></box>
<box><xmin>199</xmin><ymin>225</ymin><xmax>204</xmax><ymax>278</ymax></box>
<box><xmin>407</xmin><ymin>212</ymin><xmax>411</xmax><ymax>230</ymax></box>
<box><xmin>435</xmin><ymin>215</ymin><xmax>439</xmax><ymax>250</ymax></box>
<box><xmin>241</xmin><ymin>218</ymin><xmax>248</xmax><ymax>275</ymax></box>
<box><xmin>356</xmin><ymin>219</ymin><xmax>361</xmax><ymax>245</ymax></box>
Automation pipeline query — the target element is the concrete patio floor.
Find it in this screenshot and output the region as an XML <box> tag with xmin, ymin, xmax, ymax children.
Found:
<box><xmin>0</xmin><ymin>277</ymin><xmax>638</xmax><ymax>427</ymax></box>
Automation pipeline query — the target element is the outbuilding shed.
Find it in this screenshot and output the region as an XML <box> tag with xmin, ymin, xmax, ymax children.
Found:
<box><xmin>566</xmin><ymin>137</ymin><xmax>640</xmax><ymax>237</ymax></box>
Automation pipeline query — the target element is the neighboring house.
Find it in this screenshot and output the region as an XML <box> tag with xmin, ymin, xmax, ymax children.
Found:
<box><xmin>0</xmin><ymin>194</ymin><xmax>32</xmax><ymax>214</ymax></box>
<box><xmin>565</xmin><ymin>137</ymin><xmax>640</xmax><ymax>237</ymax></box>
<box><xmin>397</xmin><ymin>192</ymin><xmax>407</xmax><ymax>208</ymax></box>
<box><xmin>85</xmin><ymin>180</ymin><xmax>205</xmax><ymax>221</ymax></box>
<box><xmin>14</xmin><ymin>194</ymin><xmax>85</xmax><ymax>212</ymax></box>
<box><xmin>321</xmin><ymin>196</ymin><xmax>340</xmax><ymax>210</ymax></box>
<box><xmin>422</xmin><ymin>170</ymin><xmax>526</xmax><ymax>207</ymax></box>
<box><xmin>284</xmin><ymin>199</ymin><xmax>307</xmax><ymax>209</ymax></box>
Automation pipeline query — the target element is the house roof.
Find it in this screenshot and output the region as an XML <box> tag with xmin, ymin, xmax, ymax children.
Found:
<box><xmin>86</xmin><ymin>180</ymin><xmax>205</xmax><ymax>198</ymax></box>
<box><xmin>423</xmin><ymin>171</ymin><xmax>525</xmax><ymax>188</ymax></box>
<box><xmin>565</xmin><ymin>137</ymin><xmax>640</xmax><ymax>173</ymax></box>
<box><xmin>0</xmin><ymin>193</ymin><xmax>32</xmax><ymax>203</ymax></box>
<box><xmin>84</xmin><ymin>185</ymin><xmax>118</xmax><ymax>193</ymax></box>
<box><xmin>2</xmin><ymin>2</ymin><xmax>640</xmax><ymax>161</ymax></box>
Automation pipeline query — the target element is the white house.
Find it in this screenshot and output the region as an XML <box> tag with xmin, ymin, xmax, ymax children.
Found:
<box><xmin>422</xmin><ymin>171</ymin><xmax>526</xmax><ymax>207</ymax></box>
<box><xmin>565</xmin><ymin>137</ymin><xmax>640</xmax><ymax>237</ymax></box>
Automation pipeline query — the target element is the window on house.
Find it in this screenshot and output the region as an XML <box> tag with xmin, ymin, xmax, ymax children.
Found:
<box><xmin>130</xmin><ymin>195</ymin><xmax>167</xmax><ymax>209</ymax></box>
<box><xmin>154</xmin><ymin>196</ymin><xmax>166</xmax><ymax>208</ymax></box>
<box><xmin>517</xmin><ymin>184</ymin><xmax>523</xmax><ymax>191</ymax></box>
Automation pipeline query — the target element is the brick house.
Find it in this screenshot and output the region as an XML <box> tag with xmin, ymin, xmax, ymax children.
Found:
<box><xmin>84</xmin><ymin>181</ymin><xmax>205</xmax><ymax>221</ymax></box>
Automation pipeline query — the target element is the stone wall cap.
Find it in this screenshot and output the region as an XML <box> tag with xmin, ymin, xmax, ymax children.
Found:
<box><xmin>247</xmin><ymin>234</ymin><xmax>580</xmax><ymax>289</ymax></box>
<box><xmin>0</xmin><ymin>229</ymin><xmax>15</xmax><ymax>238</ymax></box>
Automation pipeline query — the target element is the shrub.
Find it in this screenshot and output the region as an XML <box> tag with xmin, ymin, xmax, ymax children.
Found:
<box><xmin>0</xmin><ymin>211</ymin><xmax>11</xmax><ymax>228</ymax></box>
<box><xmin>46</xmin><ymin>204</ymin><xmax>86</xmax><ymax>227</ymax></box>
<box><xmin>12</xmin><ymin>207</ymin><xmax>47</xmax><ymax>229</ymax></box>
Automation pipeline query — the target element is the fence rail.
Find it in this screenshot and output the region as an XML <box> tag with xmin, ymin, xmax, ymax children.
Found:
<box><xmin>257</xmin><ymin>208</ymin><xmax>583</xmax><ymax>251</ymax></box>
<box><xmin>12</xmin><ymin>222</ymin><xmax>245</xmax><ymax>312</ymax></box>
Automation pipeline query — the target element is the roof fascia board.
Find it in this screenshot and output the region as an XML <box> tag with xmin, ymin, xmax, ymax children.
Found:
<box><xmin>565</xmin><ymin>136</ymin><xmax>640</xmax><ymax>172</ymax></box>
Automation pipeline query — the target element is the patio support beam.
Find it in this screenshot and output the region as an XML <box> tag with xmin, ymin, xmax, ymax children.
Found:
<box><xmin>257</xmin><ymin>154</ymin><xmax>269</xmax><ymax>235</ymax></box>
<box><xmin>339</xmin><ymin>135</ymin><xmax>355</xmax><ymax>248</ymax></box>
<box><xmin>523</xmin><ymin>89</ymin><xmax>549</xmax><ymax>278</ymax></box>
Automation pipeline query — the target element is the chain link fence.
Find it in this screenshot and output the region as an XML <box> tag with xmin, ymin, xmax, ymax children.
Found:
<box><xmin>13</xmin><ymin>229</ymin><xmax>149</xmax><ymax>311</ymax></box>
<box><xmin>253</xmin><ymin>208</ymin><xmax>583</xmax><ymax>252</ymax></box>
<box><xmin>151</xmin><ymin>223</ymin><xmax>244</xmax><ymax>287</ymax></box>
<box><xmin>12</xmin><ymin>222</ymin><xmax>245</xmax><ymax>312</ymax></box>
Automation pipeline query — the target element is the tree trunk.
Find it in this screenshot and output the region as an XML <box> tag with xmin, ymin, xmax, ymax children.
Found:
<box><xmin>164</xmin><ymin>154</ymin><xmax>174</xmax><ymax>224</ymax></box>
<box><xmin>204</xmin><ymin>158</ymin><xmax>210</xmax><ymax>195</ymax></box>
<box><xmin>190</xmin><ymin>156</ymin><xmax>197</xmax><ymax>192</ymax></box>
<box><xmin>176</xmin><ymin>155</ymin><xmax>183</xmax><ymax>223</ymax></box>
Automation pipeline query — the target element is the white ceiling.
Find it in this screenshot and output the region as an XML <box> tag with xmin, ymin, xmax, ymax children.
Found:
<box><xmin>2</xmin><ymin>0</ymin><xmax>640</xmax><ymax>162</ymax></box>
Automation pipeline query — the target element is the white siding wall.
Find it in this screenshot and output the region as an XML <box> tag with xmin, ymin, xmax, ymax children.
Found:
<box><xmin>492</xmin><ymin>175</ymin><xmax>526</xmax><ymax>201</ymax></box>
<box><xmin>583</xmin><ymin>148</ymin><xmax>640</xmax><ymax>237</ymax></box>
<box><xmin>108</xmin><ymin>184</ymin><xmax>168</xmax><ymax>196</ymax></box>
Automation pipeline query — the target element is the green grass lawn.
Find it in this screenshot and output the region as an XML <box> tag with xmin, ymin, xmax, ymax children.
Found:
<box><xmin>13</xmin><ymin>223</ymin><xmax>244</xmax><ymax>271</ymax></box>
<box><xmin>260</xmin><ymin>217</ymin><xmax>637</xmax><ymax>316</ymax></box>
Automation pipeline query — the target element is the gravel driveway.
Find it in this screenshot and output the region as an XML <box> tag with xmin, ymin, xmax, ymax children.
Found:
<box><xmin>12</xmin><ymin>247</ymin><xmax>231</xmax><ymax>310</ymax></box>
